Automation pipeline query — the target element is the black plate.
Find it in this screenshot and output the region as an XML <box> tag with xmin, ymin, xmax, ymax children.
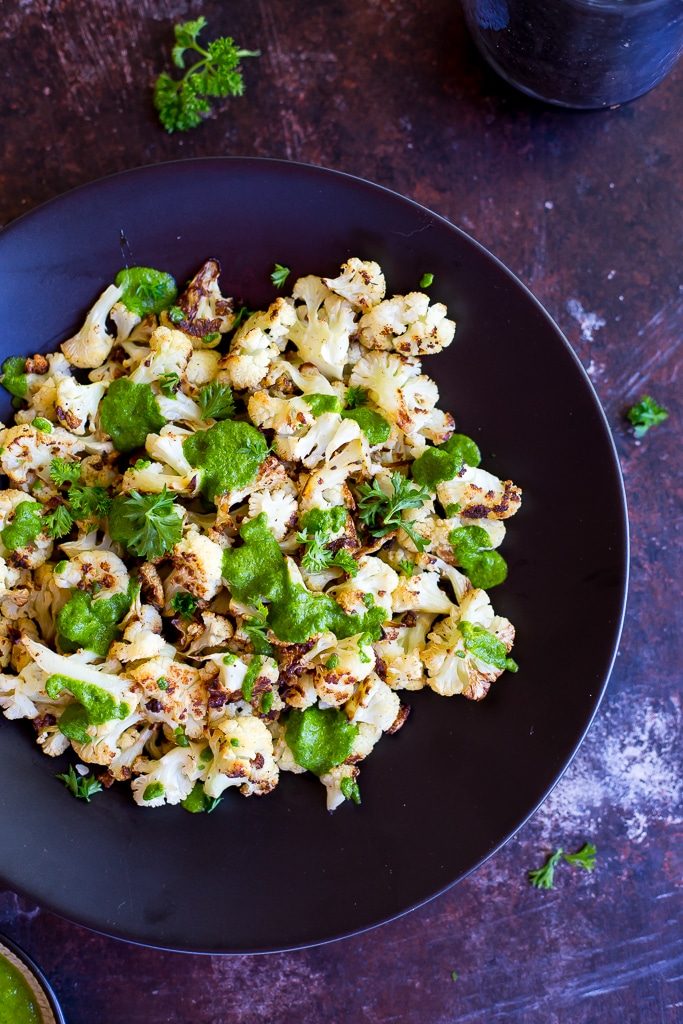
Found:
<box><xmin>0</xmin><ymin>159</ymin><xmax>628</xmax><ymax>953</ymax></box>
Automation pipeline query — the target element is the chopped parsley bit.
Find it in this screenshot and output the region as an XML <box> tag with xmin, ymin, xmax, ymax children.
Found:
<box><xmin>49</xmin><ymin>457</ymin><xmax>81</xmax><ymax>486</ymax></box>
<box><xmin>444</xmin><ymin>503</ymin><xmax>461</xmax><ymax>517</ymax></box>
<box><xmin>206</xmin><ymin>796</ymin><xmax>222</xmax><ymax>813</ymax></box>
<box><xmin>243</xmin><ymin>601</ymin><xmax>273</xmax><ymax>654</ymax></box>
<box><xmin>56</xmin><ymin>765</ymin><xmax>102</xmax><ymax>802</ymax></box>
<box><xmin>261</xmin><ymin>690</ymin><xmax>274</xmax><ymax>714</ymax></box>
<box><xmin>159</xmin><ymin>371</ymin><xmax>180</xmax><ymax>397</ymax></box>
<box><xmin>157</xmin><ymin>677</ymin><xmax>169</xmax><ymax>690</ymax></box>
<box><xmin>168</xmin><ymin>305</ymin><xmax>184</xmax><ymax>324</ymax></box>
<box><xmin>450</xmin><ymin>971</ymin><xmax>459</xmax><ymax>983</ymax></box>
<box><xmin>419</xmin><ymin>272</ymin><xmax>434</xmax><ymax>289</ymax></box>
<box><xmin>203</xmin><ymin>331</ymin><xmax>221</xmax><ymax>344</ymax></box>
<box><xmin>563</xmin><ymin>842</ymin><xmax>597</xmax><ymax>872</ymax></box>
<box><xmin>54</xmin><ymin>560</ymin><xmax>68</xmax><ymax>574</ymax></box>
<box><xmin>108</xmin><ymin>487</ymin><xmax>183</xmax><ymax>560</ymax></box>
<box><xmin>230</xmin><ymin>737</ymin><xmax>240</xmax><ymax>747</ymax></box>
<box><xmin>153</xmin><ymin>17</ymin><xmax>260</xmax><ymax>134</ymax></box>
<box><xmin>358</xmin><ymin>635</ymin><xmax>373</xmax><ymax>664</ymax></box>
<box><xmin>528</xmin><ymin>848</ymin><xmax>564</xmax><ymax>889</ymax></box>
<box><xmin>174</xmin><ymin>726</ymin><xmax>190</xmax><ymax>748</ymax></box>
<box><xmin>271</xmin><ymin>263</ymin><xmax>291</xmax><ymax>289</ymax></box>
<box><xmin>232</xmin><ymin>305</ymin><xmax>252</xmax><ymax>329</ymax></box>
<box><xmin>340</xmin><ymin>776</ymin><xmax>361</xmax><ymax>805</ymax></box>
<box><xmin>133</xmin><ymin>458</ymin><xmax>151</xmax><ymax>471</ymax></box>
<box><xmin>357</xmin><ymin>471</ymin><xmax>430</xmax><ymax>551</ymax></box>
<box><xmin>199</xmin><ymin>747</ymin><xmax>214</xmax><ymax>767</ymax></box>
<box><xmin>143</xmin><ymin>781</ymin><xmax>165</xmax><ymax>802</ymax></box>
<box><xmin>32</xmin><ymin>417</ymin><xmax>53</xmax><ymax>433</ymax></box>
<box><xmin>172</xmin><ymin>591</ymin><xmax>199</xmax><ymax>619</ymax></box>
<box><xmin>345</xmin><ymin>386</ymin><xmax>368</xmax><ymax>409</ymax></box>
<box><xmin>626</xmin><ymin>394</ymin><xmax>669</xmax><ymax>438</ymax></box>
<box><xmin>42</xmin><ymin>504</ymin><xmax>74</xmax><ymax>540</ymax></box>
<box><xmin>198</xmin><ymin>380</ymin><xmax>236</xmax><ymax>421</ymax></box>
<box><xmin>222</xmin><ymin>653</ymin><xmax>237</xmax><ymax>666</ymax></box>
<box><xmin>398</xmin><ymin>559</ymin><xmax>417</xmax><ymax>577</ymax></box>
<box><xmin>325</xmin><ymin>654</ymin><xmax>340</xmax><ymax>669</ymax></box>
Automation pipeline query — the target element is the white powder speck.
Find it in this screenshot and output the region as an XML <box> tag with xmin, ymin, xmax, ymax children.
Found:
<box><xmin>566</xmin><ymin>299</ymin><xmax>607</xmax><ymax>342</ymax></box>
<box><xmin>607</xmin><ymin>269</ymin><xmax>616</xmax><ymax>280</ymax></box>
<box><xmin>544</xmin><ymin>201</ymin><xmax>554</xmax><ymax>210</ymax></box>
<box><xmin>533</xmin><ymin>693</ymin><xmax>682</xmax><ymax>845</ymax></box>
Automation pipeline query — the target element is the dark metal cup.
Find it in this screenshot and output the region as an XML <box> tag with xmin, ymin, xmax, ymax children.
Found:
<box><xmin>461</xmin><ymin>0</ymin><xmax>683</xmax><ymax>108</ymax></box>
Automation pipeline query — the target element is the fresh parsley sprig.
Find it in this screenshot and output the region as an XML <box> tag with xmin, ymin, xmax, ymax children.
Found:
<box><xmin>626</xmin><ymin>395</ymin><xmax>669</xmax><ymax>438</ymax></box>
<box><xmin>357</xmin><ymin>472</ymin><xmax>430</xmax><ymax>551</ymax></box>
<box><xmin>528</xmin><ymin>843</ymin><xmax>597</xmax><ymax>889</ymax></box>
<box><xmin>57</xmin><ymin>765</ymin><xmax>102</xmax><ymax>802</ymax></box>
<box><xmin>49</xmin><ymin>457</ymin><xmax>82</xmax><ymax>486</ymax></box>
<box><xmin>108</xmin><ymin>487</ymin><xmax>183</xmax><ymax>560</ymax></box>
<box><xmin>198</xmin><ymin>381</ymin><xmax>235</xmax><ymax>421</ymax></box>
<box><xmin>154</xmin><ymin>17</ymin><xmax>260</xmax><ymax>134</ymax></box>
<box><xmin>172</xmin><ymin>591</ymin><xmax>199</xmax><ymax>619</ymax></box>
<box><xmin>42</xmin><ymin>504</ymin><xmax>74</xmax><ymax>540</ymax></box>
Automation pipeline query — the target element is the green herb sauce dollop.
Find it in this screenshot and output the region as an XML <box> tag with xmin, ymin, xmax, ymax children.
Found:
<box><xmin>115</xmin><ymin>266</ymin><xmax>178</xmax><ymax>317</ymax></box>
<box><xmin>182</xmin><ymin>419</ymin><xmax>269</xmax><ymax>501</ymax></box>
<box><xmin>285</xmin><ymin>705</ymin><xmax>358</xmax><ymax>775</ymax></box>
<box><xmin>99</xmin><ymin>378</ymin><xmax>165</xmax><ymax>453</ymax></box>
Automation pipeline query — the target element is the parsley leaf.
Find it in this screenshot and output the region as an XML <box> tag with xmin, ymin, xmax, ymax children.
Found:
<box><xmin>198</xmin><ymin>381</ymin><xmax>236</xmax><ymax>421</ymax></box>
<box><xmin>345</xmin><ymin>386</ymin><xmax>368</xmax><ymax>409</ymax></box>
<box><xmin>271</xmin><ymin>263</ymin><xmax>291</xmax><ymax>289</ymax></box>
<box><xmin>563</xmin><ymin>842</ymin><xmax>597</xmax><ymax>872</ymax></box>
<box><xmin>398</xmin><ymin>559</ymin><xmax>417</xmax><ymax>577</ymax></box>
<box><xmin>67</xmin><ymin>485</ymin><xmax>112</xmax><ymax>520</ymax></box>
<box><xmin>243</xmin><ymin>601</ymin><xmax>273</xmax><ymax>654</ymax></box>
<box><xmin>528</xmin><ymin>848</ymin><xmax>564</xmax><ymax>889</ymax></box>
<box><xmin>159</xmin><ymin>371</ymin><xmax>180</xmax><ymax>398</ymax></box>
<box><xmin>172</xmin><ymin>591</ymin><xmax>199</xmax><ymax>619</ymax></box>
<box><xmin>108</xmin><ymin>488</ymin><xmax>183</xmax><ymax>560</ymax></box>
<box><xmin>232</xmin><ymin>305</ymin><xmax>252</xmax><ymax>330</ymax></box>
<box><xmin>341</xmin><ymin>776</ymin><xmax>361</xmax><ymax>805</ymax></box>
<box><xmin>626</xmin><ymin>394</ymin><xmax>669</xmax><ymax>438</ymax></box>
<box><xmin>42</xmin><ymin>504</ymin><xmax>74</xmax><ymax>540</ymax></box>
<box><xmin>357</xmin><ymin>472</ymin><xmax>430</xmax><ymax>550</ymax></box>
<box><xmin>49</xmin><ymin>457</ymin><xmax>82</xmax><ymax>486</ymax></box>
<box><xmin>56</xmin><ymin>765</ymin><xmax>102</xmax><ymax>803</ymax></box>
<box><xmin>154</xmin><ymin>18</ymin><xmax>260</xmax><ymax>133</ymax></box>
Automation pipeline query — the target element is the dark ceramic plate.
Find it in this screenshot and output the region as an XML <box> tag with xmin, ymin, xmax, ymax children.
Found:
<box><xmin>0</xmin><ymin>158</ymin><xmax>628</xmax><ymax>953</ymax></box>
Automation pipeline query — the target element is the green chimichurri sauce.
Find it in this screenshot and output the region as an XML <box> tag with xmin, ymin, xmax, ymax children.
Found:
<box><xmin>222</xmin><ymin>514</ymin><xmax>385</xmax><ymax>643</ymax></box>
<box><xmin>285</xmin><ymin>705</ymin><xmax>358</xmax><ymax>775</ymax></box>
<box><xmin>115</xmin><ymin>266</ymin><xmax>178</xmax><ymax>317</ymax></box>
<box><xmin>411</xmin><ymin>432</ymin><xmax>481</xmax><ymax>490</ymax></box>
<box><xmin>0</xmin><ymin>357</ymin><xmax>28</xmax><ymax>400</ymax></box>
<box><xmin>182</xmin><ymin>419</ymin><xmax>269</xmax><ymax>501</ymax></box>
<box><xmin>46</xmin><ymin>673</ymin><xmax>131</xmax><ymax>742</ymax></box>
<box><xmin>0</xmin><ymin>955</ymin><xmax>41</xmax><ymax>1024</ymax></box>
<box><xmin>56</xmin><ymin>585</ymin><xmax>133</xmax><ymax>657</ymax></box>
<box><xmin>0</xmin><ymin>502</ymin><xmax>43</xmax><ymax>551</ymax></box>
<box><xmin>341</xmin><ymin>407</ymin><xmax>391</xmax><ymax>446</ymax></box>
<box><xmin>99</xmin><ymin>378</ymin><xmax>165</xmax><ymax>453</ymax></box>
<box><xmin>449</xmin><ymin>525</ymin><xmax>508</xmax><ymax>589</ymax></box>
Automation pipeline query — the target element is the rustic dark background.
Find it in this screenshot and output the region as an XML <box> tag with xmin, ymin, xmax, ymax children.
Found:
<box><xmin>1</xmin><ymin>1</ymin><xmax>681</xmax><ymax>1021</ymax></box>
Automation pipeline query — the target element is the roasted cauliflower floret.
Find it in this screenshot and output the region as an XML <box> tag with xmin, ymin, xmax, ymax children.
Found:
<box><xmin>220</xmin><ymin>298</ymin><xmax>296</xmax><ymax>390</ymax></box>
<box><xmin>165</xmin><ymin>528</ymin><xmax>224</xmax><ymax>602</ymax></box>
<box><xmin>330</xmin><ymin>555</ymin><xmax>399</xmax><ymax>616</ymax></box>
<box><xmin>358</xmin><ymin>292</ymin><xmax>455</xmax><ymax>356</ymax></box>
<box><xmin>161</xmin><ymin>259</ymin><xmax>235</xmax><ymax>344</ymax></box>
<box><xmin>324</xmin><ymin>258</ymin><xmax>386</xmax><ymax>312</ymax></box>
<box><xmin>54</xmin><ymin>377</ymin><xmax>106</xmax><ymax>435</ymax></box>
<box><xmin>437</xmin><ymin>466</ymin><xmax>522</xmax><ymax>521</ymax></box>
<box><xmin>203</xmin><ymin>714</ymin><xmax>278</xmax><ymax>798</ymax></box>
<box><xmin>131</xmin><ymin>746</ymin><xmax>199</xmax><ymax>807</ymax></box>
<box><xmin>61</xmin><ymin>283</ymin><xmax>123</xmax><ymax>368</ymax></box>
<box><xmin>247</xmin><ymin>487</ymin><xmax>298</xmax><ymax>541</ymax></box>
<box><xmin>345</xmin><ymin>673</ymin><xmax>401</xmax><ymax>732</ymax></box>
<box><xmin>288</xmin><ymin>275</ymin><xmax>355</xmax><ymax>379</ymax></box>
<box><xmin>127</xmin><ymin>656</ymin><xmax>207</xmax><ymax>739</ymax></box>
<box><xmin>129</xmin><ymin>326</ymin><xmax>194</xmax><ymax>386</ymax></box>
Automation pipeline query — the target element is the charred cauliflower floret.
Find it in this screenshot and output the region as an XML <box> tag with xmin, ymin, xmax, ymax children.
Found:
<box><xmin>220</xmin><ymin>298</ymin><xmax>296</xmax><ymax>390</ymax></box>
<box><xmin>161</xmin><ymin>259</ymin><xmax>235</xmax><ymax>344</ymax></box>
<box><xmin>131</xmin><ymin>746</ymin><xmax>199</xmax><ymax>807</ymax></box>
<box><xmin>61</xmin><ymin>283</ymin><xmax>123</xmax><ymax>368</ymax></box>
<box><xmin>323</xmin><ymin>258</ymin><xmax>386</xmax><ymax>312</ymax></box>
<box><xmin>129</xmin><ymin>326</ymin><xmax>194</xmax><ymax>386</ymax></box>
<box><xmin>165</xmin><ymin>528</ymin><xmax>225</xmax><ymax>603</ymax></box>
<box><xmin>358</xmin><ymin>292</ymin><xmax>455</xmax><ymax>356</ymax></box>
<box><xmin>203</xmin><ymin>715</ymin><xmax>278</xmax><ymax>798</ymax></box>
<box><xmin>288</xmin><ymin>275</ymin><xmax>355</xmax><ymax>379</ymax></box>
<box><xmin>437</xmin><ymin>465</ymin><xmax>522</xmax><ymax>521</ymax></box>
<box><xmin>127</xmin><ymin>656</ymin><xmax>207</xmax><ymax>739</ymax></box>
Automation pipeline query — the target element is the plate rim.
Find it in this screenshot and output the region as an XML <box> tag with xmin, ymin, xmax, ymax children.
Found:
<box><xmin>0</xmin><ymin>156</ymin><xmax>630</xmax><ymax>953</ymax></box>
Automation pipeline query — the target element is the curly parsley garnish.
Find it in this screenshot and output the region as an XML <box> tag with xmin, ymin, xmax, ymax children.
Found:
<box><xmin>626</xmin><ymin>394</ymin><xmax>669</xmax><ymax>438</ymax></box>
<box><xmin>357</xmin><ymin>472</ymin><xmax>429</xmax><ymax>551</ymax></box>
<box><xmin>345</xmin><ymin>386</ymin><xmax>368</xmax><ymax>409</ymax></box>
<box><xmin>341</xmin><ymin>776</ymin><xmax>361</xmax><ymax>805</ymax></box>
<box><xmin>154</xmin><ymin>17</ymin><xmax>260</xmax><ymax>133</ymax></box>
<box><xmin>159</xmin><ymin>371</ymin><xmax>180</xmax><ymax>398</ymax></box>
<box><xmin>42</xmin><ymin>504</ymin><xmax>74</xmax><ymax>540</ymax></box>
<box><xmin>108</xmin><ymin>487</ymin><xmax>183</xmax><ymax>560</ymax></box>
<box><xmin>56</xmin><ymin>765</ymin><xmax>102</xmax><ymax>803</ymax></box>
<box><xmin>198</xmin><ymin>381</ymin><xmax>236</xmax><ymax>421</ymax></box>
<box><xmin>49</xmin><ymin>457</ymin><xmax>82</xmax><ymax>486</ymax></box>
<box><xmin>172</xmin><ymin>591</ymin><xmax>199</xmax><ymax>619</ymax></box>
